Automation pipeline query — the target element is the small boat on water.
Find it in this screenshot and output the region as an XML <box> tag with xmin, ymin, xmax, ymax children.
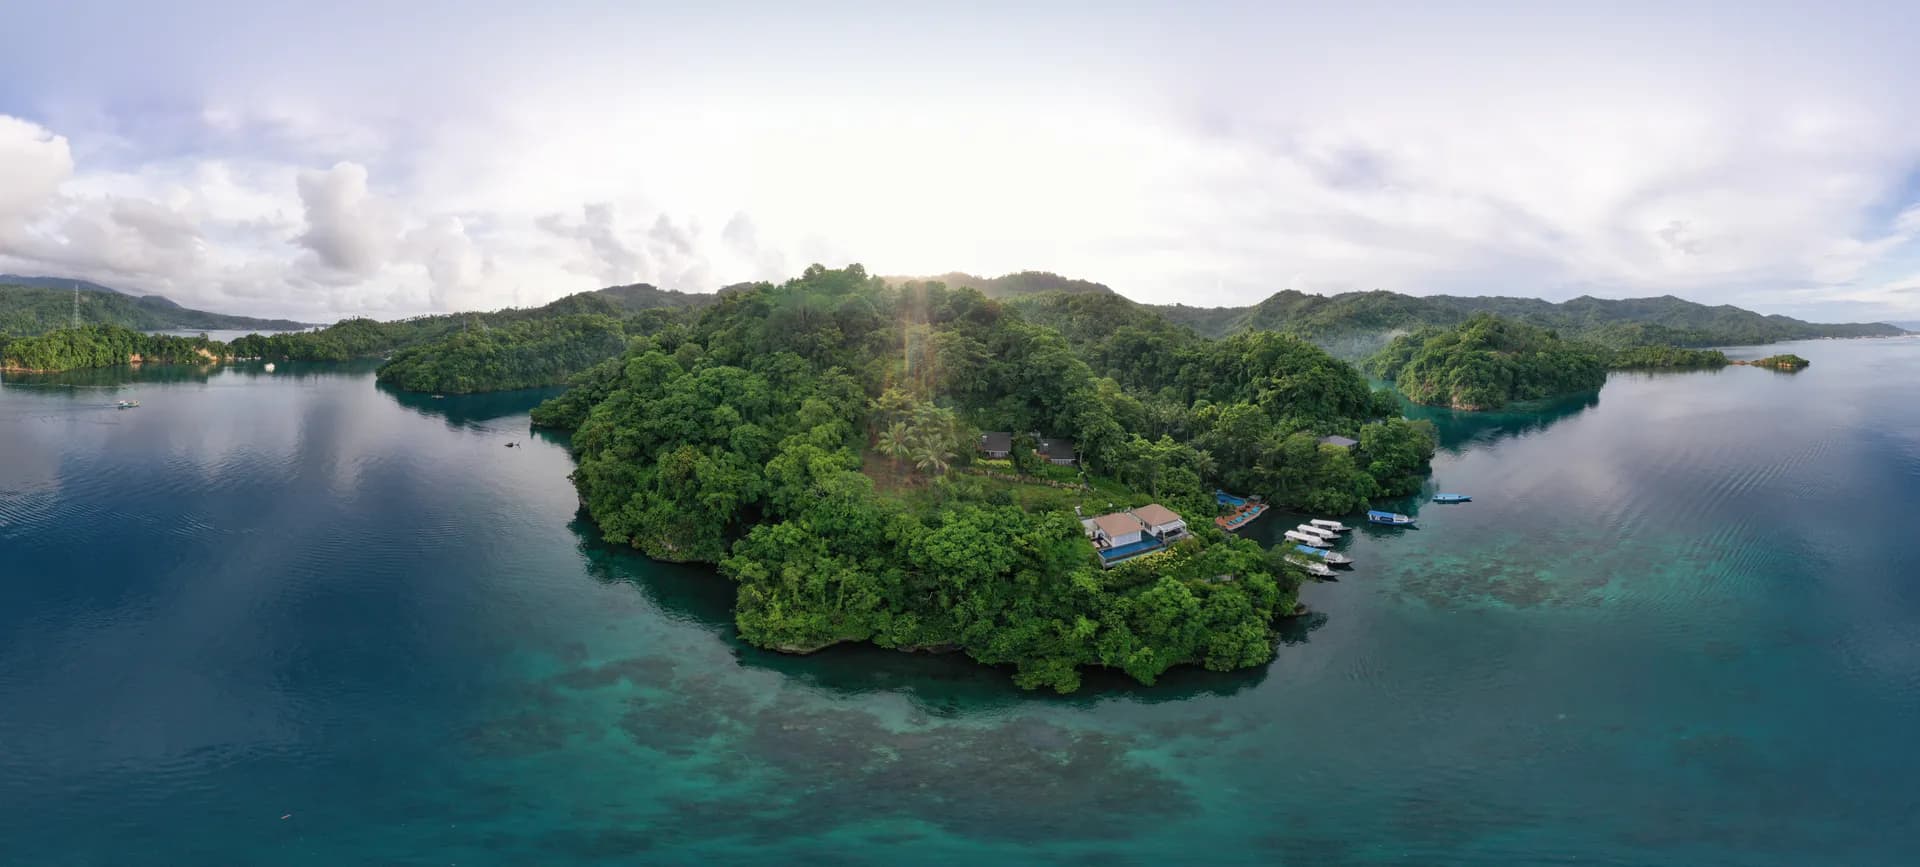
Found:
<box><xmin>1294</xmin><ymin>524</ymin><xmax>1338</xmax><ymax>542</ymax></box>
<box><xmin>1291</xmin><ymin>543</ymin><xmax>1353</xmax><ymax>566</ymax></box>
<box><xmin>1283</xmin><ymin>529</ymin><xmax>1330</xmax><ymax>546</ymax></box>
<box><xmin>1367</xmin><ymin>510</ymin><xmax>1416</xmax><ymax>527</ymax></box>
<box><xmin>1284</xmin><ymin>555</ymin><xmax>1337</xmax><ymax>578</ymax></box>
<box><xmin>1309</xmin><ymin>518</ymin><xmax>1351</xmax><ymax>533</ymax></box>
<box><xmin>1432</xmin><ymin>493</ymin><xmax>1472</xmax><ymax>504</ymax></box>
<box><xmin>116</xmin><ymin>400</ymin><xmax>139</xmax><ymax>409</ymax></box>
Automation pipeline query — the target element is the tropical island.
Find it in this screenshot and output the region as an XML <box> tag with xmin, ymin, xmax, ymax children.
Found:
<box><xmin>529</xmin><ymin>265</ymin><xmax>1441</xmax><ymax>691</ymax></box>
<box><xmin>1735</xmin><ymin>353</ymin><xmax>1811</xmax><ymax>370</ymax></box>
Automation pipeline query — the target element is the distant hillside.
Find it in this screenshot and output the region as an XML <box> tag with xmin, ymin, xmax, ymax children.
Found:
<box><xmin>0</xmin><ymin>274</ymin><xmax>128</xmax><ymax>296</ymax></box>
<box><xmin>0</xmin><ymin>281</ymin><xmax>315</xmax><ymax>335</ymax></box>
<box><xmin>589</xmin><ymin>282</ymin><xmax>719</xmax><ymax>311</ymax></box>
<box><xmin>1149</xmin><ymin>289</ymin><xmax>1905</xmax><ymax>356</ymax></box>
<box><xmin>888</xmin><ymin>270</ymin><xmax>1116</xmax><ymax>299</ymax></box>
<box><xmin>893</xmin><ymin>271</ymin><xmax>1908</xmax><ymax>358</ymax></box>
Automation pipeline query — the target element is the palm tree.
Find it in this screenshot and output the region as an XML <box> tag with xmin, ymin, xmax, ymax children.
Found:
<box><xmin>879</xmin><ymin>421</ymin><xmax>913</xmax><ymax>471</ymax></box>
<box><xmin>912</xmin><ymin>434</ymin><xmax>956</xmax><ymax>478</ymax></box>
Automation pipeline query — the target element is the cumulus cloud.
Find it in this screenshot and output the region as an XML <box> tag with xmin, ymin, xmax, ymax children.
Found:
<box><xmin>294</xmin><ymin>162</ymin><xmax>394</xmax><ymax>281</ymax></box>
<box><xmin>536</xmin><ymin>203</ymin><xmax>644</xmax><ymax>285</ymax></box>
<box><xmin>0</xmin><ymin>116</ymin><xmax>73</xmax><ymax>238</ymax></box>
<box><xmin>401</xmin><ymin>216</ymin><xmax>486</xmax><ymax>309</ymax></box>
<box><xmin>721</xmin><ymin>212</ymin><xmax>789</xmax><ymax>282</ymax></box>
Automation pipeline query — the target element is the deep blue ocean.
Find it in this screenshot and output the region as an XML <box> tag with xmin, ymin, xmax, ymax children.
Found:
<box><xmin>3</xmin><ymin>340</ymin><xmax>1919</xmax><ymax>865</ymax></box>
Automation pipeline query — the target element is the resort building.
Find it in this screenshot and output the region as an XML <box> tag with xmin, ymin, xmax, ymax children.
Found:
<box><xmin>978</xmin><ymin>431</ymin><xmax>1013</xmax><ymax>459</ymax></box>
<box><xmin>1081</xmin><ymin>503</ymin><xmax>1188</xmax><ymax>568</ymax></box>
<box><xmin>1318</xmin><ymin>434</ymin><xmax>1358</xmax><ymax>450</ymax></box>
<box><xmin>1037</xmin><ymin>437</ymin><xmax>1078</xmax><ymax>465</ymax></box>
<box><xmin>1083</xmin><ymin>512</ymin><xmax>1147</xmax><ymax>548</ymax></box>
<box><xmin>1131</xmin><ymin>503</ymin><xmax>1189</xmax><ymax>540</ymax></box>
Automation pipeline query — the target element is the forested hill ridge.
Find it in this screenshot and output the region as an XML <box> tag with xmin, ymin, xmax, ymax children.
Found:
<box><xmin>0</xmin><ymin>280</ymin><xmax>315</xmax><ymax>335</ymax></box>
<box><xmin>891</xmin><ymin>271</ymin><xmax>1906</xmax><ymax>357</ymax></box>
<box><xmin>5</xmin><ymin>281</ymin><xmax>715</xmax><ymax>376</ymax></box>
<box><xmin>536</xmin><ymin>264</ymin><xmax>1439</xmax><ymax>691</ymax></box>
<box><xmin>884</xmin><ymin>271</ymin><xmax>1118</xmax><ymax>299</ymax></box>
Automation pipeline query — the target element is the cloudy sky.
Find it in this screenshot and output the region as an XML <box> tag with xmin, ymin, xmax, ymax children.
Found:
<box><xmin>4</xmin><ymin>1</ymin><xmax>1920</xmax><ymax>322</ymax></box>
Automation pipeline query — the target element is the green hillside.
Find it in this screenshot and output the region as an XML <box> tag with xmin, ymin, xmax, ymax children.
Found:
<box><xmin>897</xmin><ymin>272</ymin><xmax>1903</xmax><ymax>359</ymax></box>
<box><xmin>0</xmin><ymin>283</ymin><xmax>315</xmax><ymax>335</ymax></box>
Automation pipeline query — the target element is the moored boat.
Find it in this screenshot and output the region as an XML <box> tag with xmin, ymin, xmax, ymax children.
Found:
<box><xmin>1284</xmin><ymin>555</ymin><xmax>1337</xmax><ymax>578</ymax></box>
<box><xmin>1294</xmin><ymin>523</ymin><xmax>1337</xmax><ymax>542</ymax></box>
<box><xmin>1367</xmin><ymin>510</ymin><xmax>1416</xmax><ymax>527</ymax></box>
<box><xmin>1308</xmin><ymin>518</ymin><xmax>1351</xmax><ymax>533</ymax></box>
<box><xmin>1283</xmin><ymin>529</ymin><xmax>1329</xmax><ymax>546</ymax></box>
<box><xmin>1291</xmin><ymin>543</ymin><xmax>1353</xmax><ymax>565</ymax></box>
<box><xmin>1433</xmin><ymin>493</ymin><xmax>1471</xmax><ymax>504</ymax></box>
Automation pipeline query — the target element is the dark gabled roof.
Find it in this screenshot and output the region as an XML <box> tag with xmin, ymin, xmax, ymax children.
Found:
<box><xmin>1037</xmin><ymin>437</ymin><xmax>1076</xmax><ymax>459</ymax></box>
<box><xmin>1318</xmin><ymin>435</ymin><xmax>1358</xmax><ymax>448</ymax></box>
<box><xmin>979</xmin><ymin>431</ymin><xmax>1013</xmax><ymax>452</ymax></box>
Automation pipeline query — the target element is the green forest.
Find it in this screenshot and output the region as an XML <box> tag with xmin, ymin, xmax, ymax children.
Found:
<box><xmin>1365</xmin><ymin>315</ymin><xmax>1609</xmax><ymax>410</ymax></box>
<box><xmin>0</xmin><ymin>324</ymin><xmax>228</xmax><ymax>371</ymax></box>
<box><xmin>538</xmin><ymin>264</ymin><xmax>1438</xmax><ymax>691</ymax></box>
<box><xmin>374</xmin><ymin>313</ymin><xmax>634</xmax><ymax>393</ymax></box>
<box><xmin>1604</xmin><ymin>344</ymin><xmax>1729</xmax><ymax>369</ymax></box>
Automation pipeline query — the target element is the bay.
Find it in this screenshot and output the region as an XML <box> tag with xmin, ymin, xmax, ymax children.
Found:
<box><xmin>3</xmin><ymin>340</ymin><xmax>1919</xmax><ymax>865</ymax></box>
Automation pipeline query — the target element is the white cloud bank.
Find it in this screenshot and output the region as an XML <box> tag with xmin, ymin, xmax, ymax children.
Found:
<box><xmin>4</xmin><ymin>2</ymin><xmax>1920</xmax><ymax>321</ymax></box>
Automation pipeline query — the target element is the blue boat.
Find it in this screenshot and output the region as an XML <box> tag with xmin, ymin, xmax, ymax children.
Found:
<box><xmin>1432</xmin><ymin>493</ymin><xmax>1471</xmax><ymax>504</ymax></box>
<box><xmin>1367</xmin><ymin>510</ymin><xmax>1416</xmax><ymax>526</ymax></box>
<box><xmin>1292</xmin><ymin>544</ymin><xmax>1353</xmax><ymax>565</ymax></box>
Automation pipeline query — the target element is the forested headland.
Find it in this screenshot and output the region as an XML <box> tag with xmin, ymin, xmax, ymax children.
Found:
<box><xmin>0</xmin><ymin>324</ymin><xmax>228</xmax><ymax>372</ymax></box>
<box><xmin>1365</xmin><ymin>315</ymin><xmax>1609</xmax><ymax>410</ymax></box>
<box><xmin>535</xmin><ymin>264</ymin><xmax>1438</xmax><ymax>691</ymax></box>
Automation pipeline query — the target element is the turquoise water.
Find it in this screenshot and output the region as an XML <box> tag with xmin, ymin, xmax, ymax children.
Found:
<box><xmin>3</xmin><ymin>341</ymin><xmax>1919</xmax><ymax>865</ymax></box>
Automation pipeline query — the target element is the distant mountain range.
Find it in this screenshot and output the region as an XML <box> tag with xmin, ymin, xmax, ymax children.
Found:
<box><xmin>8</xmin><ymin>267</ymin><xmax>1908</xmax><ymax>356</ymax></box>
<box><xmin>890</xmin><ymin>270</ymin><xmax>1909</xmax><ymax>357</ymax></box>
<box><xmin>0</xmin><ymin>274</ymin><xmax>318</xmax><ymax>334</ymax></box>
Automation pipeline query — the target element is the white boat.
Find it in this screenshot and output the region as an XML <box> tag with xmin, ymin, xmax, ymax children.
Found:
<box><xmin>1294</xmin><ymin>524</ymin><xmax>1338</xmax><ymax>542</ymax></box>
<box><xmin>263</xmin><ymin>362</ymin><xmax>276</xmax><ymax>372</ymax></box>
<box><xmin>116</xmin><ymin>400</ymin><xmax>139</xmax><ymax>409</ymax></box>
<box><xmin>1284</xmin><ymin>555</ymin><xmax>1337</xmax><ymax>578</ymax></box>
<box><xmin>1309</xmin><ymin>519</ymin><xmax>1351</xmax><ymax>533</ymax></box>
<box><xmin>1283</xmin><ymin>530</ymin><xmax>1335</xmax><ymax>547</ymax></box>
